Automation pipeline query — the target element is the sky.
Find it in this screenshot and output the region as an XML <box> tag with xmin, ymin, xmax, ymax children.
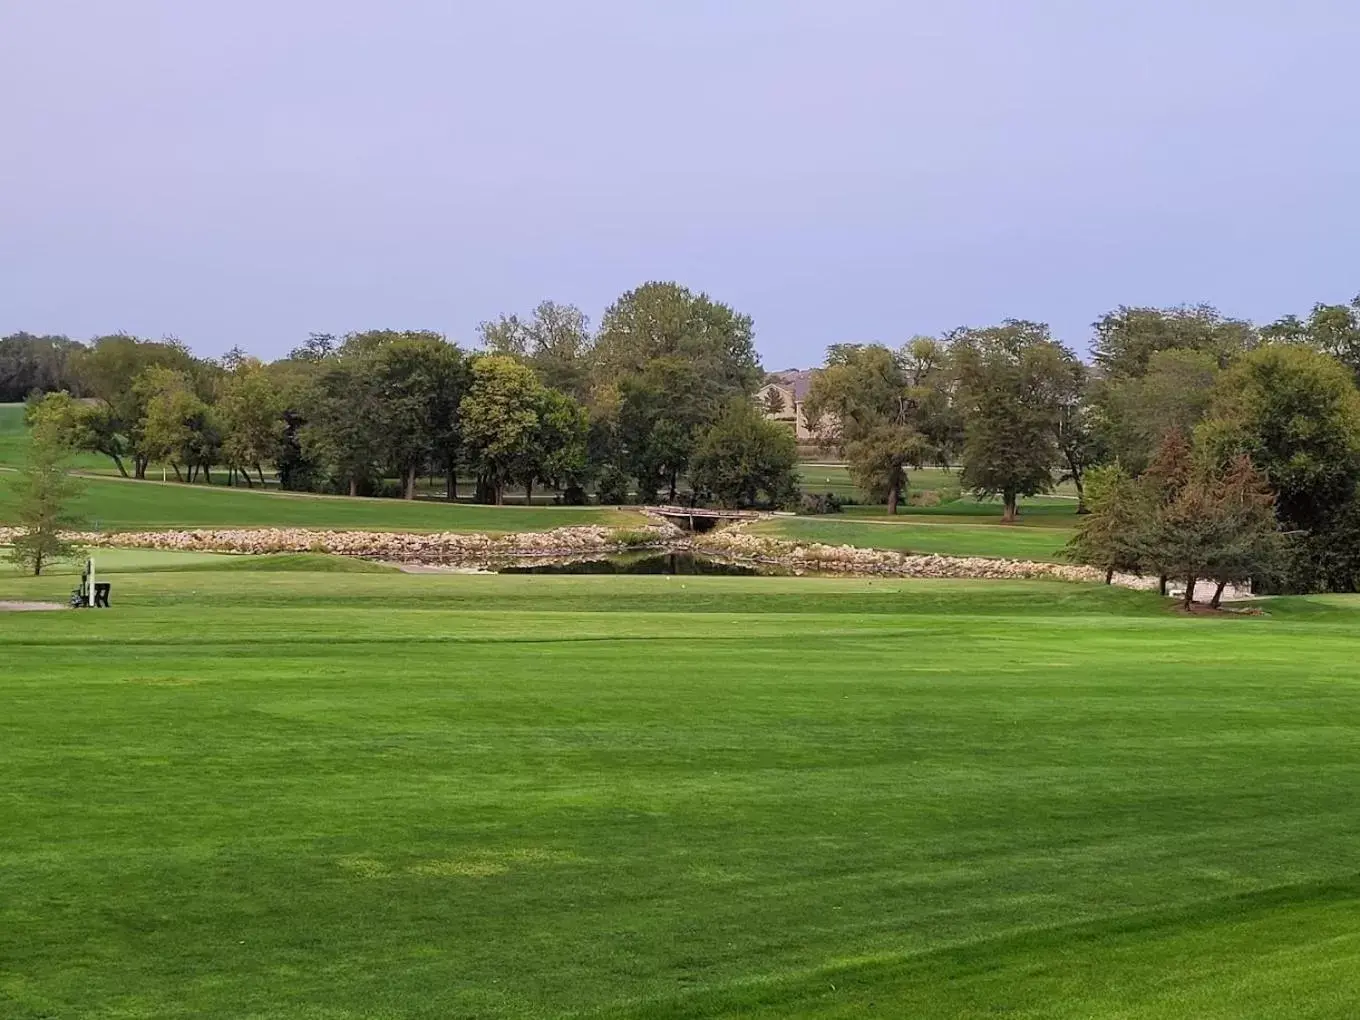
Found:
<box><xmin>3</xmin><ymin>0</ymin><xmax>1358</xmax><ymax>368</ymax></box>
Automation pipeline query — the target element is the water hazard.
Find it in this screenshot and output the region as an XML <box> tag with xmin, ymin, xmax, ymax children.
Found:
<box><xmin>497</xmin><ymin>552</ymin><xmax>760</xmax><ymax>576</ymax></box>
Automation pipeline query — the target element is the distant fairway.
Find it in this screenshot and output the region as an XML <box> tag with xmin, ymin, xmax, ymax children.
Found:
<box><xmin>0</xmin><ymin>471</ymin><xmax>646</xmax><ymax>533</ymax></box>
<box><xmin>4</xmin><ymin>557</ymin><xmax>1360</xmax><ymax>1017</ymax></box>
<box><xmin>0</xmin><ymin>402</ymin><xmax>108</xmax><ymax>471</ymax></box>
<box><xmin>752</xmin><ymin>513</ymin><xmax>1077</xmax><ymax>561</ymax></box>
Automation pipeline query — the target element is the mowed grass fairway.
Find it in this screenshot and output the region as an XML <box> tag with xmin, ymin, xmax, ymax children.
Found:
<box><xmin>0</xmin><ymin>471</ymin><xmax>644</xmax><ymax>533</ymax></box>
<box><xmin>5</xmin><ymin>558</ymin><xmax>1360</xmax><ymax>1017</ymax></box>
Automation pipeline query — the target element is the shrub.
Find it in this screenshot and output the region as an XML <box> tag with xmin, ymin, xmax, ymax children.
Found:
<box><xmin>610</xmin><ymin>529</ymin><xmax>659</xmax><ymax>548</ymax></box>
<box><xmin>797</xmin><ymin>492</ymin><xmax>843</xmax><ymax>515</ymax></box>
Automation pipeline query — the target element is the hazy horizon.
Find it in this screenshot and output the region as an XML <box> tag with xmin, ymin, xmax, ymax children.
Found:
<box><xmin>4</xmin><ymin>0</ymin><xmax>1358</xmax><ymax>366</ymax></box>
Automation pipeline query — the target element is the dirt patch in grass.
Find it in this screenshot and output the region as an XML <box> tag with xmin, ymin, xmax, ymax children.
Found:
<box><xmin>0</xmin><ymin>600</ymin><xmax>66</xmax><ymax>612</ymax></box>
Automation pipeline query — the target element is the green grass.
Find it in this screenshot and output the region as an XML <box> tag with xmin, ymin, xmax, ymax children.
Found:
<box><xmin>0</xmin><ymin>403</ymin><xmax>107</xmax><ymax>471</ymax></box>
<box><xmin>796</xmin><ymin>460</ymin><xmax>1080</xmax><ymax>512</ymax></box>
<box><xmin>753</xmin><ymin>514</ymin><xmax>1077</xmax><ymax>561</ymax></box>
<box><xmin>0</xmin><ymin>471</ymin><xmax>645</xmax><ymax>533</ymax></box>
<box><xmin>4</xmin><ymin>560</ymin><xmax>1360</xmax><ymax>1017</ymax></box>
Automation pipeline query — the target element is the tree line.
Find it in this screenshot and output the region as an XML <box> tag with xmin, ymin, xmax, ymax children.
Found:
<box><xmin>9</xmin><ymin>282</ymin><xmax>799</xmax><ymax>509</ymax></box>
<box><xmin>810</xmin><ymin>297</ymin><xmax>1360</xmax><ymax>594</ymax></box>
<box><xmin>11</xmin><ymin>286</ymin><xmax>1360</xmax><ymax>592</ymax></box>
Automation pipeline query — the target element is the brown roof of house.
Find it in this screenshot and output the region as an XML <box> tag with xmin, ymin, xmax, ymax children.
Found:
<box><xmin>765</xmin><ymin>368</ymin><xmax>815</xmax><ymax>401</ymax></box>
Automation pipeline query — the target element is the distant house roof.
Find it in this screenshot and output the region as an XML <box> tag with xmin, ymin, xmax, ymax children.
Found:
<box><xmin>765</xmin><ymin>368</ymin><xmax>815</xmax><ymax>401</ymax></box>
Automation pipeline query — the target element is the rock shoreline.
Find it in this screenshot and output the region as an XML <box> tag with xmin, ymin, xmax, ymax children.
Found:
<box><xmin>0</xmin><ymin>520</ymin><xmax>1172</xmax><ymax>589</ymax></box>
<box><xmin>0</xmin><ymin>524</ymin><xmax>679</xmax><ymax>562</ymax></box>
<box><xmin>690</xmin><ymin>528</ymin><xmax>1147</xmax><ymax>586</ymax></box>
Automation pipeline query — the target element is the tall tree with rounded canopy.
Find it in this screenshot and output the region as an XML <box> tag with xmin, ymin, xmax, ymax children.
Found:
<box><xmin>952</xmin><ymin>320</ymin><xmax>1072</xmax><ymax>523</ymax></box>
<box><xmin>218</xmin><ymin>359</ymin><xmax>285</xmax><ymax>487</ymax></box>
<box><xmin>459</xmin><ymin>355</ymin><xmax>545</xmax><ymax>505</ymax></box>
<box><xmin>135</xmin><ymin>366</ymin><xmax>209</xmax><ymax>482</ymax></box>
<box><xmin>1091</xmin><ymin>304</ymin><xmax>1257</xmax><ymax>378</ymax></box>
<box><xmin>480</xmin><ymin>301</ymin><xmax>594</xmax><ymax>401</ymax></box>
<box><xmin>70</xmin><ymin>335</ymin><xmax>201</xmax><ymax>477</ymax></box>
<box><xmin>803</xmin><ymin>342</ymin><xmax>950</xmax><ymax>515</ymax></box>
<box><xmin>593</xmin><ymin>282</ymin><xmax>762</xmax><ymax>398</ymax></box>
<box><xmin>690</xmin><ymin>398</ymin><xmax>800</xmax><ymax>509</ymax></box>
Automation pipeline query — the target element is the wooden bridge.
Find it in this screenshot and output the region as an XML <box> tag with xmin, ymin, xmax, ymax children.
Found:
<box><xmin>644</xmin><ymin>506</ymin><xmax>766</xmax><ymax>532</ymax></box>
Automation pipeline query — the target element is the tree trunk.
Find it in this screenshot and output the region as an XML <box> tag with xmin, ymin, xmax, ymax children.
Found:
<box><xmin>110</xmin><ymin>454</ymin><xmax>129</xmax><ymax>478</ymax></box>
<box><xmin>171</xmin><ymin>462</ymin><xmax>184</xmax><ymax>482</ymax></box>
<box><xmin>405</xmin><ymin>464</ymin><xmax>417</xmax><ymax>500</ymax></box>
<box><xmin>1001</xmin><ymin>491</ymin><xmax>1018</xmax><ymax>523</ymax></box>
<box><xmin>135</xmin><ymin>455</ymin><xmax>148</xmax><ymax>479</ymax></box>
<box><xmin>886</xmin><ymin>480</ymin><xmax>900</xmax><ymax>516</ymax></box>
<box><xmin>494</xmin><ymin>481</ymin><xmax>504</xmax><ymax>506</ymax></box>
<box><xmin>525</xmin><ymin>479</ymin><xmax>533</xmax><ymax>505</ymax></box>
<box><xmin>243</xmin><ymin>469</ymin><xmax>254</xmax><ymax>488</ymax></box>
<box><xmin>446</xmin><ymin>466</ymin><xmax>457</xmax><ymax>501</ymax></box>
<box><xmin>1104</xmin><ymin>567</ymin><xmax>1114</xmax><ymax>585</ymax></box>
<box><xmin>1158</xmin><ymin>575</ymin><xmax>1168</xmax><ymax>596</ymax></box>
<box><xmin>1074</xmin><ymin>474</ymin><xmax>1088</xmax><ymax>514</ymax></box>
<box><xmin>1183</xmin><ymin>577</ymin><xmax>1196</xmax><ymax>609</ymax></box>
<box><xmin>1210</xmin><ymin>581</ymin><xmax>1227</xmax><ymax>610</ymax></box>
<box><xmin>348</xmin><ymin>477</ymin><xmax>358</xmax><ymax>498</ymax></box>
<box><xmin>256</xmin><ymin>465</ymin><xmax>266</xmax><ymax>487</ymax></box>
<box><xmin>668</xmin><ymin>472</ymin><xmax>678</xmax><ymax>504</ymax></box>
<box><xmin>202</xmin><ymin>464</ymin><xmax>212</xmax><ymax>484</ymax></box>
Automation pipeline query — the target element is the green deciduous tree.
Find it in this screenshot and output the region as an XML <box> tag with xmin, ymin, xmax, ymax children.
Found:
<box><xmin>952</xmin><ymin>321</ymin><xmax>1072</xmax><ymax>523</ymax></box>
<box><xmin>367</xmin><ymin>334</ymin><xmax>469</xmax><ymax>499</ymax></box>
<box><xmin>593</xmin><ymin>282</ymin><xmax>762</xmax><ymax>397</ymax></box>
<box><xmin>1196</xmin><ymin>344</ymin><xmax>1360</xmax><ymax>591</ymax></box>
<box><xmin>7</xmin><ymin>396</ymin><xmax>84</xmax><ymax>576</ymax></box>
<box><xmin>480</xmin><ymin>301</ymin><xmax>594</xmax><ymax>401</ymax></box>
<box><xmin>1262</xmin><ymin>295</ymin><xmax>1360</xmax><ymax>378</ymax></box>
<box><xmin>1197</xmin><ymin>345</ymin><xmax>1360</xmax><ymax>536</ymax></box>
<box><xmin>218</xmin><ymin>359</ymin><xmax>286</xmax><ymax>487</ymax></box>
<box><xmin>690</xmin><ymin>398</ymin><xmax>799</xmax><ymax>509</ymax></box>
<box><xmin>525</xmin><ymin>388</ymin><xmax>590</xmax><ymax>503</ymax></box>
<box><xmin>614</xmin><ymin>356</ymin><xmax>716</xmax><ymax>502</ymax></box>
<box><xmin>1093</xmin><ymin>349</ymin><xmax>1220</xmax><ymax>475</ymax></box>
<box><xmin>0</xmin><ymin>333</ymin><xmax>85</xmax><ymax>402</ymax></box>
<box><xmin>803</xmin><ymin>341</ymin><xmax>954</xmax><ymax>515</ymax></box>
<box><xmin>1091</xmin><ymin>304</ymin><xmax>1256</xmax><ymax>378</ymax></box>
<box><xmin>302</xmin><ymin>355</ymin><xmax>384</xmax><ymax>496</ymax></box>
<box><xmin>459</xmin><ymin>355</ymin><xmax>545</xmax><ymax>505</ymax></box>
<box><xmin>135</xmin><ymin>367</ymin><xmax>211</xmax><ymax>482</ymax></box>
<box><xmin>71</xmin><ymin>335</ymin><xmax>202</xmax><ymax>478</ymax></box>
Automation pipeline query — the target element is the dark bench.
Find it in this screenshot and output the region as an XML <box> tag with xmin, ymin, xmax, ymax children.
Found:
<box><xmin>69</xmin><ymin>582</ymin><xmax>112</xmax><ymax>609</ymax></box>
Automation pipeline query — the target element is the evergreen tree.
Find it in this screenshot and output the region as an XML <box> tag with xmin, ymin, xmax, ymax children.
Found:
<box><xmin>8</xmin><ymin>398</ymin><xmax>84</xmax><ymax>576</ymax></box>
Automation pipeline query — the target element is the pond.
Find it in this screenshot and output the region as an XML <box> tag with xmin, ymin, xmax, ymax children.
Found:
<box><xmin>497</xmin><ymin>552</ymin><xmax>761</xmax><ymax>576</ymax></box>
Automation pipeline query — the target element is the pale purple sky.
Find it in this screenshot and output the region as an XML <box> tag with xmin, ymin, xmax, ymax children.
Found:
<box><xmin>3</xmin><ymin>1</ymin><xmax>1357</xmax><ymax>366</ymax></box>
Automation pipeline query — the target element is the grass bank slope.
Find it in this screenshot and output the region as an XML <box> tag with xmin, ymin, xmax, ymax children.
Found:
<box><xmin>3</xmin><ymin>563</ymin><xmax>1360</xmax><ymax>1017</ymax></box>
<box><xmin>0</xmin><ymin>470</ymin><xmax>645</xmax><ymax>533</ymax></box>
<box><xmin>0</xmin><ymin>402</ymin><xmax>108</xmax><ymax>471</ymax></box>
